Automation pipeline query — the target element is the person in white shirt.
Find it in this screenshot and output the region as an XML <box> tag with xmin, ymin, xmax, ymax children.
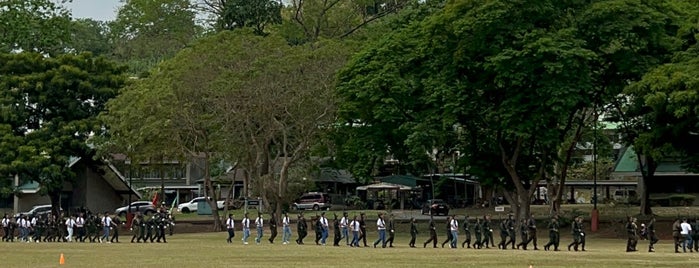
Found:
<box><xmin>1</xmin><ymin>214</ymin><xmax>10</xmax><ymax>242</ymax></box>
<box><xmin>65</xmin><ymin>215</ymin><xmax>76</xmax><ymax>242</ymax></box>
<box><xmin>241</xmin><ymin>213</ymin><xmax>250</xmax><ymax>245</ymax></box>
<box><xmin>101</xmin><ymin>212</ymin><xmax>112</xmax><ymax>243</ymax></box>
<box><xmin>680</xmin><ymin>218</ymin><xmax>693</xmax><ymax>252</ymax></box>
<box><xmin>320</xmin><ymin>212</ymin><xmax>329</xmax><ymax>245</ymax></box>
<box><xmin>18</xmin><ymin>215</ymin><xmax>29</xmax><ymax>242</ymax></box>
<box><xmin>255</xmin><ymin>213</ymin><xmax>264</xmax><ymax>244</ymax></box>
<box><xmin>450</xmin><ymin>214</ymin><xmax>459</xmax><ymax>249</ymax></box>
<box><xmin>30</xmin><ymin>216</ymin><xmax>38</xmax><ymax>242</ymax></box>
<box><xmin>75</xmin><ymin>213</ymin><xmax>85</xmax><ymax>242</ymax></box>
<box><xmin>350</xmin><ymin>215</ymin><xmax>361</xmax><ymax>247</ymax></box>
<box><xmin>282</xmin><ymin>212</ymin><xmax>292</xmax><ymax>244</ymax></box>
<box><xmin>225</xmin><ymin>214</ymin><xmax>235</xmax><ymax>243</ymax></box>
<box><xmin>340</xmin><ymin>212</ymin><xmax>349</xmax><ymax>245</ymax></box>
<box><xmin>373</xmin><ymin>213</ymin><xmax>386</xmax><ymax>248</ymax></box>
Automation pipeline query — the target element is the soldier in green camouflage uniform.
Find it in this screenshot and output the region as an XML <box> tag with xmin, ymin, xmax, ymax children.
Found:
<box><xmin>130</xmin><ymin>212</ymin><xmax>141</xmax><ymax>243</ymax></box>
<box><xmin>568</xmin><ymin>216</ymin><xmax>582</xmax><ymax>251</ymax></box>
<box><xmin>461</xmin><ymin>215</ymin><xmax>472</xmax><ymax>248</ymax></box>
<box><xmin>516</xmin><ymin>219</ymin><xmax>529</xmax><ymax>250</ymax></box>
<box><xmin>544</xmin><ymin>215</ymin><xmax>560</xmax><ymax>251</ymax></box>
<box><xmin>473</xmin><ymin>217</ymin><xmax>483</xmax><ymax>249</ymax></box>
<box><xmin>482</xmin><ymin>215</ymin><xmax>493</xmax><ymax>249</ymax></box>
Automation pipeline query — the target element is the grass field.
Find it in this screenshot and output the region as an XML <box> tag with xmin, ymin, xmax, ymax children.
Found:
<box><xmin>2</xmin><ymin>232</ymin><xmax>698</xmax><ymax>268</ymax></box>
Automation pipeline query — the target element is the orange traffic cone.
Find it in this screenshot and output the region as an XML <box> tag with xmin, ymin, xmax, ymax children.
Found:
<box><xmin>59</xmin><ymin>253</ymin><xmax>65</xmax><ymax>265</ymax></box>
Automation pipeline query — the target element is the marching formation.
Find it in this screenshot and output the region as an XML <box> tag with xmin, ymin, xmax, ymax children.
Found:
<box><xmin>1</xmin><ymin>209</ymin><xmax>174</xmax><ymax>244</ymax></box>
<box><xmin>222</xmin><ymin>211</ymin><xmax>596</xmax><ymax>252</ymax></box>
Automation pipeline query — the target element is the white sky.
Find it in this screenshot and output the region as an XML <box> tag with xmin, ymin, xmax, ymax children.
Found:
<box><xmin>65</xmin><ymin>0</ymin><xmax>122</xmax><ymax>21</ymax></box>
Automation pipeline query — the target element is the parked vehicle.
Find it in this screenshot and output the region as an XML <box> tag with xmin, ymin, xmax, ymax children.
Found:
<box><xmin>421</xmin><ymin>199</ymin><xmax>449</xmax><ymax>216</ymax></box>
<box><xmin>613</xmin><ymin>189</ymin><xmax>638</xmax><ymax>203</ymax></box>
<box><xmin>292</xmin><ymin>192</ymin><xmax>332</xmax><ymax>211</ymax></box>
<box><xmin>177</xmin><ymin>197</ymin><xmax>225</xmax><ymax>213</ymax></box>
<box><xmin>115</xmin><ymin>201</ymin><xmax>157</xmax><ymax>217</ymax></box>
<box><xmin>14</xmin><ymin>204</ymin><xmax>62</xmax><ymax>218</ymax></box>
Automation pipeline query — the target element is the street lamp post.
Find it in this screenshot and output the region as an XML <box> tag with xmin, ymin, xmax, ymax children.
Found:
<box><xmin>591</xmin><ymin>108</ymin><xmax>599</xmax><ymax>232</ymax></box>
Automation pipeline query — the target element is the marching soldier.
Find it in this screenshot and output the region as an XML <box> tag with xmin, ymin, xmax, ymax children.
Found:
<box><xmin>525</xmin><ymin>213</ymin><xmax>539</xmax><ymax>250</ymax></box>
<box><xmin>516</xmin><ymin>219</ymin><xmax>529</xmax><ymax>250</ymax></box>
<box><xmin>461</xmin><ymin>215</ymin><xmax>472</xmax><ymax>248</ymax></box>
<box><xmin>409</xmin><ymin>217</ymin><xmax>418</xmax><ymax>248</ymax></box>
<box><xmin>423</xmin><ymin>217</ymin><xmax>438</xmax><ymax>248</ymax></box>
<box><xmin>504</xmin><ymin>214</ymin><xmax>516</xmax><ymax>249</ymax></box>
<box><xmin>359</xmin><ymin>212</ymin><xmax>368</xmax><ymax>247</ymax></box>
<box><xmin>156</xmin><ymin>212</ymin><xmax>167</xmax><ymax>243</ymax></box>
<box><xmin>568</xmin><ymin>216</ymin><xmax>582</xmax><ymax>251</ymax></box>
<box><xmin>497</xmin><ymin>216</ymin><xmax>508</xmax><ymax>249</ymax></box>
<box><xmin>296</xmin><ymin>213</ymin><xmax>307</xmax><ymax>244</ymax></box>
<box><xmin>333</xmin><ymin>214</ymin><xmax>342</xmax><ymax>246</ymax></box>
<box><xmin>473</xmin><ymin>217</ymin><xmax>483</xmax><ymax>249</ymax></box>
<box><xmin>578</xmin><ymin>216</ymin><xmax>586</xmax><ymax>251</ymax></box>
<box><xmin>110</xmin><ymin>215</ymin><xmax>122</xmax><ymax>243</ymax></box>
<box><xmin>314</xmin><ymin>213</ymin><xmax>322</xmax><ymax>245</ymax></box>
<box><xmin>544</xmin><ymin>215</ymin><xmax>560</xmax><ymax>251</ymax></box>
<box><xmin>646</xmin><ymin>215</ymin><xmax>658</xmax><ymax>252</ymax></box>
<box><xmin>626</xmin><ymin>216</ymin><xmax>638</xmax><ymax>252</ymax></box>
<box><xmin>672</xmin><ymin>218</ymin><xmax>681</xmax><ymax>253</ymax></box>
<box><xmin>385</xmin><ymin>214</ymin><xmax>395</xmax><ymax>247</ymax></box>
<box><xmin>485</xmin><ymin>214</ymin><xmax>495</xmax><ymax>247</ymax></box>
<box><xmin>692</xmin><ymin>218</ymin><xmax>699</xmax><ymax>253</ymax></box>
<box><xmin>268</xmin><ymin>212</ymin><xmax>277</xmax><ymax>244</ymax></box>
<box><xmin>130</xmin><ymin>213</ymin><xmax>142</xmax><ymax>243</ymax></box>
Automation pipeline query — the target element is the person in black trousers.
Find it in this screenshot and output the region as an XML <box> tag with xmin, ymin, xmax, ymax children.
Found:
<box><xmin>359</xmin><ymin>213</ymin><xmax>368</xmax><ymax>247</ymax></box>
<box><xmin>268</xmin><ymin>212</ymin><xmax>277</xmax><ymax>244</ymax></box>
<box><xmin>409</xmin><ymin>218</ymin><xmax>418</xmax><ymax>247</ymax></box>
<box><xmin>424</xmin><ymin>218</ymin><xmax>438</xmax><ymax>248</ymax></box>
<box><xmin>296</xmin><ymin>213</ymin><xmax>307</xmax><ymax>244</ymax></box>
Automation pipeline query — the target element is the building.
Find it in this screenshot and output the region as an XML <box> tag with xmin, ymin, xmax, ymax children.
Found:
<box><xmin>12</xmin><ymin>157</ymin><xmax>140</xmax><ymax>214</ymax></box>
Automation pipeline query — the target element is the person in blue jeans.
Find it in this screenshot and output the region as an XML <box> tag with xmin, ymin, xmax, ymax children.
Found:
<box><xmin>680</xmin><ymin>218</ymin><xmax>693</xmax><ymax>252</ymax></box>
<box><xmin>255</xmin><ymin>213</ymin><xmax>264</xmax><ymax>244</ymax></box>
<box><xmin>319</xmin><ymin>212</ymin><xmax>329</xmax><ymax>245</ymax></box>
<box><xmin>350</xmin><ymin>215</ymin><xmax>360</xmax><ymax>247</ymax></box>
<box><xmin>450</xmin><ymin>215</ymin><xmax>459</xmax><ymax>249</ymax></box>
<box><xmin>282</xmin><ymin>212</ymin><xmax>292</xmax><ymax>245</ymax></box>
<box><xmin>341</xmin><ymin>212</ymin><xmax>349</xmax><ymax>245</ymax></box>
<box><xmin>373</xmin><ymin>213</ymin><xmax>386</xmax><ymax>248</ymax></box>
<box><xmin>241</xmin><ymin>213</ymin><xmax>250</xmax><ymax>245</ymax></box>
<box><xmin>101</xmin><ymin>212</ymin><xmax>112</xmax><ymax>243</ymax></box>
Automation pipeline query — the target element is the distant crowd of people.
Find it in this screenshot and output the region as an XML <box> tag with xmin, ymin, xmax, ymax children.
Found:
<box><xmin>1</xmin><ymin>209</ymin><xmax>174</xmax><ymax>244</ymax></box>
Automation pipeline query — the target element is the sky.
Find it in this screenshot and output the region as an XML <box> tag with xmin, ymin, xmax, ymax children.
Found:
<box><xmin>65</xmin><ymin>0</ymin><xmax>122</xmax><ymax>21</ymax></box>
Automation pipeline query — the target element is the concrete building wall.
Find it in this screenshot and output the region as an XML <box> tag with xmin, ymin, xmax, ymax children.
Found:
<box><xmin>85</xmin><ymin>167</ymin><xmax>123</xmax><ymax>213</ymax></box>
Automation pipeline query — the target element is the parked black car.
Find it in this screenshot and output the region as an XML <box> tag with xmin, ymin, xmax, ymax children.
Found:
<box><xmin>421</xmin><ymin>199</ymin><xmax>449</xmax><ymax>216</ymax></box>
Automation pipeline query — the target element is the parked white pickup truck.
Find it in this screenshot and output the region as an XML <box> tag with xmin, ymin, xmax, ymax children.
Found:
<box><xmin>177</xmin><ymin>197</ymin><xmax>225</xmax><ymax>213</ymax></box>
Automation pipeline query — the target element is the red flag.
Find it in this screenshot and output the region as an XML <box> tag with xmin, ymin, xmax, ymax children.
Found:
<box><xmin>152</xmin><ymin>192</ymin><xmax>159</xmax><ymax>207</ymax></box>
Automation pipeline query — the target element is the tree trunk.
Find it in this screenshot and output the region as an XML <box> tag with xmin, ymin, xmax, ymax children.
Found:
<box><xmin>203</xmin><ymin>153</ymin><xmax>223</xmax><ymax>231</ymax></box>
<box><xmin>49</xmin><ymin>190</ymin><xmax>62</xmax><ymax>217</ymax></box>
<box><xmin>638</xmin><ymin>156</ymin><xmax>657</xmax><ymax>215</ymax></box>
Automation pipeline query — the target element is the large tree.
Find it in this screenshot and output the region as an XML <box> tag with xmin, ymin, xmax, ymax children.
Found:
<box><xmin>110</xmin><ymin>0</ymin><xmax>200</xmax><ymax>75</ymax></box>
<box><xmin>103</xmin><ymin>30</ymin><xmax>351</xmax><ymax>228</ymax></box>
<box><xmin>197</xmin><ymin>0</ymin><xmax>283</xmax><ymax>35</ymax></box>
<box><xmin>0</xmin><ymin>0</ymin><xmax>73</xmax><ymax>55</ymax></box>
<box><xmin>336</xmin><ymin>0</ymin><xmax>681</xmax><ymax>220</ymax></box>
<box><xmin>0</xmin><ymin>52</ymin><xmax>126</xmax><ymax>215</ymax></box>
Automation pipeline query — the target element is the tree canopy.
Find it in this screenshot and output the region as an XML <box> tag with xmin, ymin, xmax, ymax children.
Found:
<box><xmin>336</xmin><ymin>0</ymin><xmax>683</xmax><ymax>219</ymax></box>
<box><xmin>0</xmin><ymin>52</ymin><xmax>126</xmax><ymax>214</ymax></box>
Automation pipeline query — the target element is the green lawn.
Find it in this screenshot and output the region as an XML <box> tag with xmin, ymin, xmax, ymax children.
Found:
<box><xmin>2</xmin><ymin>232</ymin><xmax>697</xmax><ymax>267</ymax></box>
